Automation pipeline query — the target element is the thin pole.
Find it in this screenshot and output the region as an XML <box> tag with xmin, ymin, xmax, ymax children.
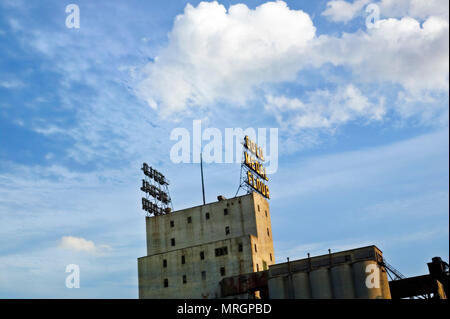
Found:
<box><xmin>200</xmin><ymin>152</ymin><xmax>206</xmax><ymax>205</ymax></box>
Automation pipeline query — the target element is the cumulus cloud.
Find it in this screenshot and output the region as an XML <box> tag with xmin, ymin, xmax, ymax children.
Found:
<box><xmin>135</xmin><ymin>1</ymin><xmax>448</xmax><ymax>127</ymax></box>
<box><xmin>136</xmin><ymin>1</ymin><xmax>316</xmax><ymax>117</ymax></box>
<box><xmin>265</xmin><ymin>85</ymin><xmax>385</xmax><ymax>130</ymax></box>
<box><xmin>315</xmin><ymin>16</ymin><xmax>449</xmax><ymax>93</ymax></box>
<box><xmin>59</xmin><ymin>236</ymin><xmax>112</xmax><ymax>256</ymax></box>
<box><xmin>322</xmin><ymin>0</ymin><xmax>370</xmax><ymax>23</ymax></box>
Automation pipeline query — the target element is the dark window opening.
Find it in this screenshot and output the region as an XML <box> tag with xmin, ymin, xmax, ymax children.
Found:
<box><xmin>225</xmin><ymin>226</ymin><xmax>230</xmax><ymax>235</ymax></box>
<box><xmin>257</xmin><ymin>205</ymin><xmax>260</xmax><ymax>212</ymax></box>
<box><xmin>265</xmin><ymin>210</ymin><xmax>268</xmax><ymax>217</ymax></box>
<box><xmin>270</xmin><ymin>253</ymin><xmax>273</xmax><ymax>261</ymax></box>
<box><xmin>201</xmin><ymin>271</ymin><xmax>206</xmax><ymax>280</ymax></box>
<box><xmin>215</xmin><ymin>247</ymin><xmax>228</xmax><ymax>257</ymax></box>
<box><xmin>238</xmin><ymin>243</ymin><xmax>243</xmax><ymax>252</ymax></box>
<box><xmin>200</xmin><ymin>251</ymin><xmax>205</xmax><ymax>260</ymax></box>
<box><xmin>171</xmin><ymin>238</ymin><xmax>175</xmax><ymax>246</ymax></box>
<box><xmin>267</xmin><ymin>228</ymin><xmax>270</xmax><ymax>237</ymax></box>
<box><xmin>164</xmin><ymin>279</ymin><xmax>168</xmax><ymax>288</ymax></box>
<box><xmin>170</xmin><ymin>220</ymin><xmax>174</xmax><ymax>227</ymax></box>
<box><xmin>187</xmin><ymin>216</ymin><xmax>192</xmax><ymax>223</ymax></box>
<box><xmin>181</xmin><ymin>255</ymin><xmax>185</xmax><ymax>264</ymax></box>
<box><xmin>163</xmin><ymin>259</ymin><xmax>167</xmax><ymax>268</ymax></box>
<box><xmin>206</xmin><ymin>212</ymin><xmax>210</xmax><ymax>220</ymax></box>
<box><xmin>224</xmin><ymin>208</ymin><xmax>228</xmax><ymax>215</ymax></box>
<box><xmin>254</xmin><ymin>244</ymin><xmax>257</xmax><ymax>252</ymax></box>
<box><xmin>220</xmin><ymin>267</ymin><xmax>226</xmax><ymax>276</ymax></box>
<box><xmin>256</xmin><ymin>264</ymin><xmax>259</xmax><ymax>271</ymax></box>
<box><xmin>182</xmin><ymin>275</ymin><xmax>187</xmax><ymax>284</ymax></box>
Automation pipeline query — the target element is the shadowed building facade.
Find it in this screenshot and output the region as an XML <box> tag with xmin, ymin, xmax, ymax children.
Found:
<box><xmin>138</xmin><ymin>192</ymin><xmax>275</xmax><ymax>298</ymax></box>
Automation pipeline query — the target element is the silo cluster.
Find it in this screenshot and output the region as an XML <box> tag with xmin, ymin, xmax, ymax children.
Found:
<box><xmin>268</xmin><ymin>246</ymin><xmax>391</xmax><ymax>299</ymax></box>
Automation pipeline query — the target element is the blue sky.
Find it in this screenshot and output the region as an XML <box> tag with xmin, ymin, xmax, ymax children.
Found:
<box><xmin>0</xmin><ymin>0</ymin><xmax>448</xmax><ymax>298</ymax></box>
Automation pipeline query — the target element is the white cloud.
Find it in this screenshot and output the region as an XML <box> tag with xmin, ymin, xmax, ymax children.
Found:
<box><xmin>265</xmin><ymin>84</ymin><xmax>385</xmax><ymax>130</ymax></box>
<box><xmin>59</xmin><ymin>236</ymin><xmax>112</xmax><ymax>256</ymax></box>
<box><xmin>395</xmin><ymin>89</ymin><xmax>449</xmax><ymax>126</ymax></box>
<box><xmin>322</xmin><ymin>0</ymin><xmax>371</xmax><ymax>23</ymax></box>
<box><xmin>136</xmin><ymin>1</ymin><xmax>316</xmax><ymax>117</ymax></box>
<box><xmin>0</xmin><ymin>79</ymin><xmax>24</xmax><ymax>89</ymax></box>
<box><xmin>315</xmin><ymin>16</ymin><xmax>449</xmax><ymax>93</ymax></box>
<box><xmin>379</xmin><ymin>0</ymin><xmax>449</xmax><ymax>20</ymax></box>
<box><xmin>322</xmin><ymin>0</ymin><xmax>449</xmax><ymax>22</ymax></box>
<box><xmin>135</xmin><ymin>1</ymin><xmax>448</xmax><ymax>125</ymax></box>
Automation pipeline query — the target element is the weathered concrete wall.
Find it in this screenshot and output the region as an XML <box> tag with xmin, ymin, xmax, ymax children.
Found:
<box><xmin>138</xmin><ymin>236</ymin><xmax>255</xmax><ymax>298</ymax></box>
<box><xmin>145</xmin><ymin>193</ymin><xmax>259</xmax><ymax>256</ymax></box>
<box><xmin>138</xmin><ymin>192</ymin><xmax>275</xmax><ymax>299</ymax></box>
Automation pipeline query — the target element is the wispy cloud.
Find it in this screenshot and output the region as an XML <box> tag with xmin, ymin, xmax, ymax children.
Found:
<box><xmin>0</xmin><ymin>79</ymin><xmax>24</xmax><ymax>89</ymax></box>
<box><xmin>265</xmin><ymin>84</ymin><xmax>385</xmax><ymax>131</ymax></box>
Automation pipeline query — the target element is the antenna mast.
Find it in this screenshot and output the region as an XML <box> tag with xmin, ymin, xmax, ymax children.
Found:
<box><xmin>200</xmin><ymin>152</ymin><xmax>206</xmax><ymax>205</ymax></box>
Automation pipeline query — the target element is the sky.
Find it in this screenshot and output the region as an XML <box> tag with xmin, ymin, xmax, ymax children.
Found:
<box><xmin>0</xmin><ymin>0</ymin><xmax>448</xmax><ymax>298</ymax></box>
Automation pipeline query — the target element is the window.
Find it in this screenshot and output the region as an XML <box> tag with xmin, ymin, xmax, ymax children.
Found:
<box><xmin>181</xmin><ymin>255</ymin><xmax>185</xmax><ymax>264</ymax></box>
<box><xmin>225</xmin><ymin>226</ymin><xmax>230</xmax><ymax>235</ymax></box>
<box><xmin>270</xmin><ymin>253</ymin><xmax>273</xmax><ymax>261</ymax></box>
<box><xmin>201</xmin><ymin>271</ymin><xmax>206</xmax><ymax>280</ymax></box>
<box><xmin>187</xmin><ymin>216</ymin><xmax>192</xmax><ymax>223</ymax></box>
<box><xmin>238</xmin><ymin>243</ymin><xmax>243</xmax><ymax>252</ymax></box>
<box><xmin>205</xmin><ymin>212</ymin><xmax>210</xmax><ymax>220</ymax></box>
<box><xmin>164</xmin><ymin>278</ymin><xmax>168</xmax><ymax>288</ymax></box>
<box><xmin>163</xmin><ymin>259</ymin><xmax>167</xmax><ymax>268</ymax></box>
<box><xmin>224</xmin><ymin>208</ymin><xmax>228</xmax><ymax>215</ymax></box>
<box><xmin>267</xmin><ymin>228</ymin><xmax>270</xmax><ymax>237</ymax></box>
<box><xmin>265</xmin><ymin>210</ymin><xmax>268</xmax><ymax>217</ymax></box>
<box><xmin>170</xmin><ymin>220</ymin><xmax>174</xmax><ymax>228</ymax></box>
<box><xmin>220</xmin><ymin>267</ymin><xmax>226</xmax><ymax>276</ymax></box>
<box><xmin>254</xmin><ymin>244</ymin><xmax>257</xmax><ymax>252</ymax></box>
<box><xmin>215</xmin><ymin>247</ymin><xmax>228</xmax><ymax>257</ymax></box>
<box><xmin>171</xmin><ymin>238</ymin><xmax>175</xmax><ymax>246</ymax></box>
<box><xmin>200</xmin><ymin>251</ymin><xmax>205</xmax><ymax>260</ymax></box>
<box><xmin>257</xmin><ymin>205</ymin><xmax>260</xmax><ymax>212</ymax></box>
<box><xmin>182</xmin><ymin>275</ymin><xmax>187</xmax><ymax>284</ymax></box>
<box><xmin>263</xmin><ymin>261</ymin><xmax>268</xmax><ymax>270</ymax></box>
<box><xmin>256</xmin><ymin>264</ymin><xmax>259</xmax><ymax>271</ymax></box>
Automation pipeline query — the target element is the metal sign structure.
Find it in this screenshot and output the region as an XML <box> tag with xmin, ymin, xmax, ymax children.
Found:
<box><xmin>140</xmin><ymin>163</ymin><xmax>173</xmax><ymax>217</ymax></box>
<box><xmin>235</xmin><ymin>136</ymin><xmax>270</xmax><ymax>199</ymax></box>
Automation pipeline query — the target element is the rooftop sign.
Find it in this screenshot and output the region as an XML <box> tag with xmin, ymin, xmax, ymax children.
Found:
<box><xmin>240</xmin><ymin>136</ymin><xmax>270</xmax><ymax>199</ymax></box>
